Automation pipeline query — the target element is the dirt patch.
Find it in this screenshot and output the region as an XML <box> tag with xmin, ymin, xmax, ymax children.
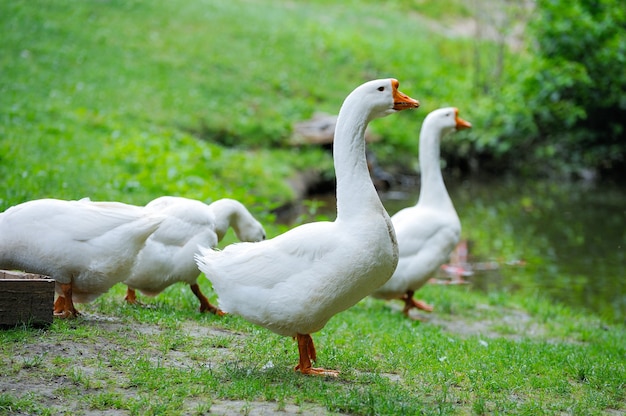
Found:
<box><xmin>207</xmin><ymin>400</ymin><xmax>332</xmax><ymax>416</ymax></box>
<box><xmin>386</xmin><ymin>301</ymin><xmax>564</xmax><ymax>343</ymax></box>
<box><xmin>429</xmin><ymin>305</ymin><xmax>544</xmax><ymax>340</ymax></box>
<box><xmin>0</xmin><ymin>313</ymin><xmax>339</xmax><ymax>415</ymax></box>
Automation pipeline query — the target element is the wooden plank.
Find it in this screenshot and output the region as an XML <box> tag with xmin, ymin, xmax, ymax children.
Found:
<box><xmin>0</xmin><ymin>270</ymin><xmax>55</xmax><ymax>327</ymax></box>
<box><xmin>0</xmin><ymin>270</ymin><xmax>49</xmax><ymax>280</ymax></box>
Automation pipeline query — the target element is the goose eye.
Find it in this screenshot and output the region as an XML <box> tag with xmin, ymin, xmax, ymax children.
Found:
<box><xmin>377</xmin><ymin>86</ymin><xmax>385</xmax><ymax>91</ymax></box>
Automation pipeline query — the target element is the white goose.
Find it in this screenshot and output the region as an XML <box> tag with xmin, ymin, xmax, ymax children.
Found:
<box><xmin>195</xmin><ymin>79</ymin><xmax>419</xmax><ymax>376</ymax></box>
<box><xmin>123</xmin><ymin>196</ymin><xmax>265</xmax><ymax>313</ymax></box>
<box><xmin>0</xmin><ymin>198</ymin><xmax>164</xmax><ymax>318</ymax></box>
<box><xmin>371</xmin><ymin>107</ymin><xmax>471</xmax><ymax>316</ymax></box>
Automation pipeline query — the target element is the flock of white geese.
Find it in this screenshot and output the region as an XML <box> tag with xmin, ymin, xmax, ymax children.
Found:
<box><xmin>0</xmin><ymin>78</ymin><xmax>471</xmax><ymax>376</ymax></box>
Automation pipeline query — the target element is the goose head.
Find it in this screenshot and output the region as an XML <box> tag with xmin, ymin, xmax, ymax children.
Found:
<box><xmin>424</xmin><ymin>107</ymin><xmax>472</xmax><ymax>137</ymax></box>
<box><xmin>233</xmin><ymin>215</ymin><xmax>266</xmax><ymax>243</ymax></box>
<box><xmin>344</xmin><ymin>78</ymin><xmax>420</xmax><ymax>121</ymax></box>
<box><xmin>208</xmin><ymin>198</ymin><xmax>266</xmax><ymax>243</ymax></box>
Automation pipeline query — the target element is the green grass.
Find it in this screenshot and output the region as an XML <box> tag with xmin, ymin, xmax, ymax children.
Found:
<box><xmin>0</xmin><ymin>283</ymin><xmax>624</xmax><ymax>415</ymax></box>
<box><xmin>1</xmin><ymin>0</ymin><xmax>478</xmax><ymax>212</ymax></box>
<box><xmin>1</xmin><ymin>1</ymin><xmax>625</xmax><ymax>415</ymax></box>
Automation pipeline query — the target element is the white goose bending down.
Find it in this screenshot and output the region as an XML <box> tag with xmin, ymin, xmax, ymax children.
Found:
<box><xmin>0</xmin><ymin>198</ymin><xmax>164</xmax><ymax>318</ymax></box>
<box><xmin>371</xmin><ymin>107</ymin><xmax>471</xmax><ymax>316</ymax></box>
<box><xmin>123</xmin><ymin>196</ymin><xmax>265</xmax><ymax>313</ymax></box>
<box><xmin>195</xmin><ymin>79</ymin><xmax>419</xmax><ymax>376</ymax></box>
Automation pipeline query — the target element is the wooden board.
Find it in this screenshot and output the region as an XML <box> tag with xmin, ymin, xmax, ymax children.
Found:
<box><xmin>0</xmin><ymin>270</ymin><xmax>55</xmax><ymax>327</ymax></box>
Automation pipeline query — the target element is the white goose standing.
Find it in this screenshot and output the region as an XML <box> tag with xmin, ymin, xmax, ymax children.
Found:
<box><xmin>371</xmin><ymin>107</ymin><xmax>471</xmax><ymax>316</ymax></box>
<box><xmin>195</xmin><ymin>79</ymin><xmax>419</xmax><ymax>376</ymax></box>
<box><xmin>0</xmin><ymin>198</ymin><xmax>164</xmax><ymax>318</ymax></box>
<box><xmin>123</xmin><ymin>197</ymin><xmax>265</xmax><ymax>313</ymax></box>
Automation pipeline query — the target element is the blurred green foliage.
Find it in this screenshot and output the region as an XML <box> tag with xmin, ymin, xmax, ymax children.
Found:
<box><xmin>526</xmin><ymin>0</ymin><xmax>626</xmax><ymax>175</ymax></box>
<box><xmin>465</xmin><ymin>0</ymin><xmax>626</xmax><ymax>177</ymax></box>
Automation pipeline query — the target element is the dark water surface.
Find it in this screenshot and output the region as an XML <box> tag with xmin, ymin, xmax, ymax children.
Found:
<box><xmin>307</xmin><ymin>177</ymin><xmax>626</xmax><ymax>323</ymax></box>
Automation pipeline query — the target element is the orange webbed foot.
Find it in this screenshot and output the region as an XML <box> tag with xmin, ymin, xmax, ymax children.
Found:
<box><xmin>54</xmin><ymin>309</ymin><xmax>80</xmax><ymax>319</ymax></box>
<box><xmin>124</xmin><ymin>287</ymin><xmax>155</xmax><ymax>308</ymax></box>
<box><xmin>412</xmin><ymin>299</ymin><xmax>434</xmax><ymax>312</ymax></box>
<box><xmin>294</xmin><ymin>333</ymin><xmax>339</xmax><ymax>377</ymax></box>
<box><xmin>53</xmin><ymin>297</ymin><xmax>80</xmax><ymax>319</ymax></box>
<box><xmin>53</xmin><ymin>296</ymin><xmax>65</xmax><ymax>314</ymax></box>
<box><xmin>54</xmin><ymin>284</ymin><xmax>81</xmax><ymax>318</ymax></box>
<box><xmin>294</xmin><ymin>364</ymin><xmax>340</xmax><ymax>377</ymax></box>
<box><xmin>400</xmin><ymin>290</ymin><xmax>434</xmax><ymax>318</ymax></box>
<box><xmin>200</xmin><ymin>304</ymin><xmax>226</xmax><ymax>316</ymax></box>
<box><xmin>191</xmin><ymin>283</ymin><xmax>224</xmax><ymax>315</ymax></box>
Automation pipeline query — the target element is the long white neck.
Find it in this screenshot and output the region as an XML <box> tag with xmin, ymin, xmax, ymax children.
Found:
<box><xmin>416</xmin><ymin>122</ymin><xmax>453</xmax><ymax>209</ymax></box>
<box><xmin>210</xmin><ymin>200</ymin><xmax>236</xmax><ymax>241</ymax></box>
<box><xmin>334</xmin><ymin>101</ymin><xmax>384</xmax><ymax>220</ymax></box>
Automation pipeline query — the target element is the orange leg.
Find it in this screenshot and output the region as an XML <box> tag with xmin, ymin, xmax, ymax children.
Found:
<box><xmin>54</xmin><ymin>283</ymin><xmax>80</xmax><ymax>318</ymax></box>
<box><xmin>124</xmin><ymin>287</ymin><xmax>152</xmax><ymax>308</ymax></box>
<box><xmin>189</xmin><ymin>283</ymin><xmax>224</xmax><ymax>315</ymax></box>
<box><xmin>294</xmin><ymin>333</ymin><xmax>339</xmax><ymax>377</ymax></box>
<box><xmin>401</xmin><ymin>290</ymin><xmax>433</xmax><ymax>316</ymax></box>
<box><xmin>53</xmin><ymin>295</ymin><xmax>65</xmax><ymax>314</ymax></box>
<box><xmin>124</xmin><ymin>287</ymin><xmax>139</xmax><ymax>304</ymax></box>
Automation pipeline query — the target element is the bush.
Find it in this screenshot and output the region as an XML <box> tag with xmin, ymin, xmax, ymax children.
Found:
<box><xmin>489</xmin><ymin>0</ymin><xmax>626</xmax><ymax>177</ymax></box>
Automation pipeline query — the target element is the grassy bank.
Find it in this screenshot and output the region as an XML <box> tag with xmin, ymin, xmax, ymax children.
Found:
<box><xmin>1</xmin><ymin>0</ymin><xmax>477</xmax><ymax>212</ymax></box>
<box><xmin>1</xmin><ymin>281</ymin><xmax>624</xmax><ymax>415</ymax></box>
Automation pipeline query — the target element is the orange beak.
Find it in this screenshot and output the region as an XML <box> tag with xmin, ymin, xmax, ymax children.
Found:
<box><xmin>454</xmin><ymin>108</ymin><xmax>472</xmax><ymax>130</ymax></box>
<box><xmin>391</xmin><ymin>79</ymin><xmax>420</xmax><ymax>111</ymax></box>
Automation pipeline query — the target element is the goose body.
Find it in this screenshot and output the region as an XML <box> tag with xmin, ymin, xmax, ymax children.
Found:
<box><xmin>371</xmin><ymin>107</ymin><xmax>471</xmax><ymax>315</ymax></box>
<box><xmin>196</xmin><ymin>78</ymin><xmax>419</xmax><ymax>375</ymax></box>
<box><xmin>0</xmin><ymin>198</ymin><xmax>164</xmax><ymax>317</ymax></box>
<box><xmin>123</xmin><ymin>196</ymin><xmax>265</xmax><ymax>313</ymax></box>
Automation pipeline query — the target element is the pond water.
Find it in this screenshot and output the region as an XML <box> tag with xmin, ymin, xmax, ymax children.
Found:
<box><xmin>300</xmin><ymin>177</ymin><xmax>626</xmax><ymax>324</ymax></box>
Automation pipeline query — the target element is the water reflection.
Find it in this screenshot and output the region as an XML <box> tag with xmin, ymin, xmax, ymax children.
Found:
<box><xmin>302</xmin><ymin>177</ymin><xmax>626</xmax><ymax>323</ymax></box>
